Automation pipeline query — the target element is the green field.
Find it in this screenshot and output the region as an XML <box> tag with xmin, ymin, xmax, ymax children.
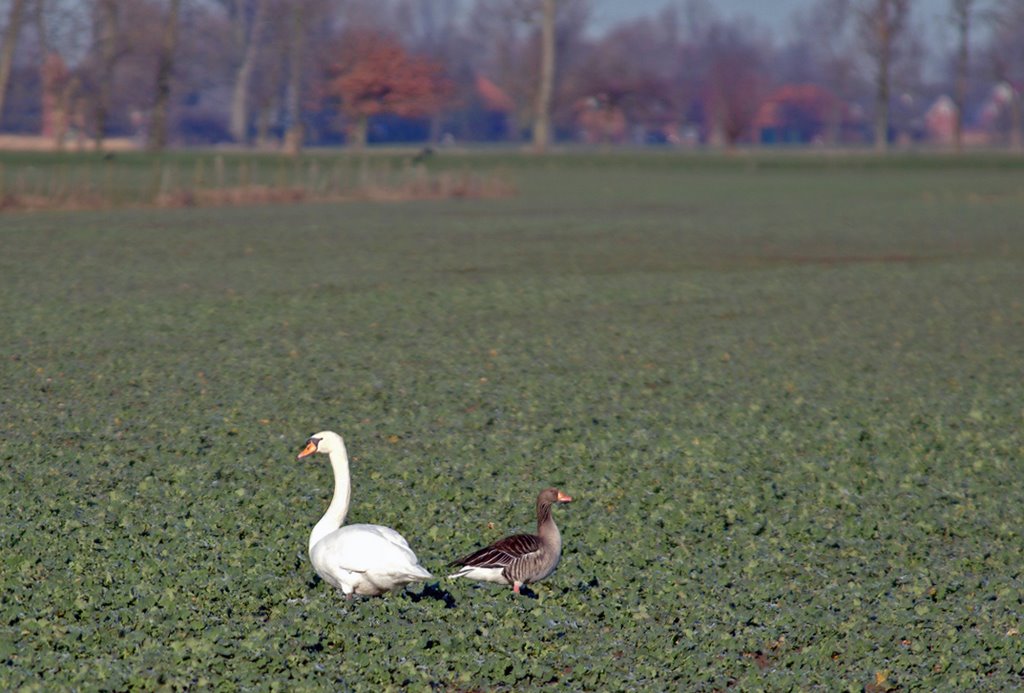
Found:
<box><xmin>2</xmin><ymin>152</ymin><xmax>1023</xmax><ymax>690</ymax></box>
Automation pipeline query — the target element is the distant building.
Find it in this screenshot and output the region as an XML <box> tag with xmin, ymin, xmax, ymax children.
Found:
<box><xmin>574</xmin><ymin>94</ymin><xmax>628</xmax><ymax>144</ymax></box>
<box><xmin>753</xmin><ymin>84</ymin><xmax>861</xmax><ymax>145</ymax></box>
<box><xmin>475</xmin><ymin>75</ymin><xmax>514</xmax><ymax>113</ymax></box>
<box><xmin>473</xmin><ymin>75</ymin><xmax>515</xmax><ymax>141</ymax></box>
<box><xmin>924</xmin><ymin>95</ymin><xmax>956</xmax><ymax>145</ymax></box>
<box><xmin>977</xmin><ymin>82</ymin><xmax>1022</xmax><ymax>146</ymax></box>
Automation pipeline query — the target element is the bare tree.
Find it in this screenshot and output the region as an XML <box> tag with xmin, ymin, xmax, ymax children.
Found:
<box><xmin>949</xmin><ymin>0</ymin><xmax>977</xmax><ymax>152</ymax></box>
<box><xmin>565</xmin><ymin>13</ymin><xmax>680</xmax><ymax>143</ymax></box>
<box><xmin>395</xmin><ymin>0</ymin><xmax>461</xmax><ymax>53</ymax></box>
<box><xmin>394</xmin><ymin>0</ymin><xmax>462</xmax><ymax>142</ymax></box>
<box><xmin>987</xmin><ymin>0</ymin><xmax>1023</xmax><ymax>150</ymax></box>
<box><xmin>226</xmin><ymin>0</ymin><xmax>268</xmax><ymax>144</ymax></box>
<box><xmin>148</xmin><ymin>0</ymin><xmax>181</xmax><ymax>150</ymax></box>
<box><xmin>237</xmin><ymin>0</ymin><xmax>334</xmax><ymax>150</ymax></box>
<box><xmin>249</xmin><ymin>15</ymin><xmax>285</xmax><ymax>148</ymax></box>
<box><xmin>702</xmin><ymin>20</ymin><xmax>771</xmax><ymax>148</ymax></box>
<box><xmin>532</xmin><ymin>0</ymin><xmax>555</xmax><ymax>150</ymax></box>
<box><xmin>467</xmin><ymin>0</ymin><xmax>534</xmax><ymax>138</ymax></box>
<box><xmin>856</xmin><ymin>0</ymin><xmax>913</xmax><ymax>152</ymax></box>
<box><xmin>92</xmin><ymin>0</ymin><xmax>121</xmax><ymax>150</ymax></box>
<box><xmin>465</xmin><ymin>0</ymin><xmax>586</xmax><ymax>143</ymax></box>
<box><xmin>281</xmin><ymin>2</ymin><xmax>301</xmax><ymax>153</ymax></box>
<box><xmin>34</xmin><ymin>0</ymin><xmax>88</xmax><ymax>148</ymax></box>
<box><xmin>0</xmin><ymin>0</ymin><xmax>27</xmax><ymax>128</ymax></box>
<box><xmin>794</xmin><ymin>0</ymin><xmax>859</xmax><ymax>145</ymax></box>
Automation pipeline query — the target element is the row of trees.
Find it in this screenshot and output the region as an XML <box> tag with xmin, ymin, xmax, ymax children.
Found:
<box><xmin>0</xmin><ymin>0</ymin><xmax>1022</xmax><ymax>152</ymax></box>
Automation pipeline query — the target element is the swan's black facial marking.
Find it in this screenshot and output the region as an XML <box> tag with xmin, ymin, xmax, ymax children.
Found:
<box><xmin>297</xmin><ymin>436</ymin><xmax>322</xmax><ymax>460</ymax></box>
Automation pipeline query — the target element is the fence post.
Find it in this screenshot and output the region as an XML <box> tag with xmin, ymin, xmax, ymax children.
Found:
<box><xmin>160</xmin><ymin>164</ymin><xmax>173</xmax><ymax>202</ymax></box>
<box><xmin>308</xmin><ymin>160</ymin><xmax>319</xmax><ymax>195</ymax></box>
<box><xmin>194</xmin><ymin>158</ymin><xmax>205</xmax><ymax>190</ymax></box>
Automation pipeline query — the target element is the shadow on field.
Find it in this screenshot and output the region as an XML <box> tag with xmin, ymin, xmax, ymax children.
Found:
<box><xmin>408</xmin><ymin>582</ymin><xmax>458</xmax><ymax>609</ymax></box>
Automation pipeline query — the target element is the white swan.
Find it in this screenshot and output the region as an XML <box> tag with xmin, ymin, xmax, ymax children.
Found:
<box><xmin>297</xmin><ymin>431</ymin><xmax>432</xmax><ymax>597</ymax></box>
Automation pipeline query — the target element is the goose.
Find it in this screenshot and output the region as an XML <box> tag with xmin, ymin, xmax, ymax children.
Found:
<box><xmin>297</xmin><ymin>431</ymin><xmax>432</xmax><ymax>597</ymax></box>
<box><xmin>448</xmin><ymin>487</ymin><xmax>572</xmax><ymax>594</ymax></box>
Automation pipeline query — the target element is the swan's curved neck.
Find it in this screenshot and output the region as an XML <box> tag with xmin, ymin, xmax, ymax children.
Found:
<box><xmin>309</xmin><ymin>443</ymin><xmax>351</xmax><ymax>554</ymax></box>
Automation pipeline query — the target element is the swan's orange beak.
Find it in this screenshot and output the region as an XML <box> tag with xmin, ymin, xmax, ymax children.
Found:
<box><xmin>556</xmin><ymin>491</ymin><xmax>572</xmax><ymax>503</ymax></box>
<box><xmin>297</xmin><ymin>441</ymin><xmax>318</xmax><ymax>459</ymax></box>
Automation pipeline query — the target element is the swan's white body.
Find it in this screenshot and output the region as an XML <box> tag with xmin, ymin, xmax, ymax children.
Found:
<box><xmin>300</xmin><ymin>431</ymin><xmax>432</xmax><ymax>597</ymax></box>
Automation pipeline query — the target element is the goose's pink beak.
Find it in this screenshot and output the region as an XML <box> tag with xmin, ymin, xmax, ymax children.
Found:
<box><xmin>556</xmin><ymin>491</ymin><xmax>572</xmax><ymax>503</ymax></box>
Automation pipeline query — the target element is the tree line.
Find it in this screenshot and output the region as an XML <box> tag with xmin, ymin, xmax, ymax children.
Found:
<box><xmin>0</xmin><ymin>0</ymin><xmax>1021</xmax><ymax>153</ymax></box>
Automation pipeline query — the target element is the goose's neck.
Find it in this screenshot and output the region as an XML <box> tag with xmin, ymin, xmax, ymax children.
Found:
<box><xmin>536</xmin><ymin>501</ymin><xmax>562</xmax><ymax>551</ymax></box>
<box><xmin>309</xmin><ymin>444</ymin><xmax>352</xmax><ymax>554</ymax></box>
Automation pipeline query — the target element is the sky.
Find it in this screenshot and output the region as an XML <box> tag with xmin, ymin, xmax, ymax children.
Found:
<box><xmin>588</xmin><ymin>0</ymin><xmax>958</xmax><ymax>47</ymax></box>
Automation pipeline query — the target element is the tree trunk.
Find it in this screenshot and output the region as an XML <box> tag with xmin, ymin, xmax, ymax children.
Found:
<box><xmin>952</xmin><ymin>0</ymin><xmax>973</xmax><ymax>154</ymax></box>
<box><xmin>350</xmin><ymin>115</ymin><xmax>368</xmax><ymax>150</ymax></box>
<box><xmin>255</xmin><ymin>104</ymin><xmax>272</xmax><ymax>148</ymax></box>
<box><xmin>827</xmin><ymin>98</ymin><xmax>843</xmax><ymax>146</ymax></box>
<box><xmin>35</xmin><ymin>0</ymin><xmax>54</xmax><ymax>144</ymax></box>
<box><xmin>55</xmin><ymin>78</ymin><xmax>78</xmax><ymax>150</ymax></box>
<box><xmin>1011</xmin><ymin>87</ymin><xmax>1022</xmax><ymax>152</ymax></box>
<box><xmin>0</xmin><ymin>0</ymin><xmax>27</xmax><ymax>128</ymax></box>
<box><xmin>860</xmin><ymin>0</ymin><xmax>910</xmax><ymax>154</ymax></box>
<box><xmin>873</xmin><ymin>16</ymin><xmax>890</xmax><ymax>153</ymax></box>
<box><xmin>148</xmin><ymin>0</ymin><xmax>181</xmax><ymax>151</ymax></box>
<box><xmin>94</xmin><ymin>0</ymin><xmax>119</xmax><ymax>152</ymax></box>
<box><xmin>229</xmin><ymin>0</ymin><xmax>268</xmax><ymax>144</ymax></box>
<box><xmin>532</xmin><ymin>0</ymin><xmax>556</xmax><ymax>152</ymax></box>
<box><xmin>709</xmin><ymin>97</ymin><xmax>726</xmax><ymax>148</ymax></box>
<box><xmin>283</xmin><ymin>2</ymin><xmax>304</xmax><ymax>155</ymax></box>
<box><xmin>33</xmin><ymin>0</ymin><xmax>47</xmax><ymax>54</ymax></box>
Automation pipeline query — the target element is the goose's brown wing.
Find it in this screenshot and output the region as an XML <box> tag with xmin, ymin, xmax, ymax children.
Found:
<box><xmin>450</xmin><ymin>533</ymin><xmax>542</xmax><ymax>568</ymax></box>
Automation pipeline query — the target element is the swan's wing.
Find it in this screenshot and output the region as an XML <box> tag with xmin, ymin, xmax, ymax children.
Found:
<box><xmin>314</xmin><ymin>525</ymin><xmax>428</xmax><ymax>576</ymax></box>
<box><xmin>350</xmin><ymin>523</ymin><xmax>414</xmax><ymax>552</ymax></box>
<box><xmin>450</xmin><ymin>533</ymin><xmax>542</xmax><ymax>569</ymax></box>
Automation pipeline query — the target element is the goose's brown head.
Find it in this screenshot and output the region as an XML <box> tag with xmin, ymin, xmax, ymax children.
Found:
<box><xmin>539</xmin><ymin>487</ymin><xmax>573</xmax><ymax>504</ymax></box>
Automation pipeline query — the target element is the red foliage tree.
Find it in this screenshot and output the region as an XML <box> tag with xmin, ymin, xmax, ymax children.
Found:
<box><xmin>326</xmin><ymin>29</ymin><xmax>451</xmax><ymax>148</ymax></box>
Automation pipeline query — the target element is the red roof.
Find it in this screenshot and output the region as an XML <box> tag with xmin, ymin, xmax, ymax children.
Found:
<box><xmin>754</xmin><ymin>84</ymin><xmax>841</xmax><ymax>129</ymax></box>
<box><xmin>475</xmin><ymin>75</ymin><xmax>514</xmax><ymax>112</ymax></box>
